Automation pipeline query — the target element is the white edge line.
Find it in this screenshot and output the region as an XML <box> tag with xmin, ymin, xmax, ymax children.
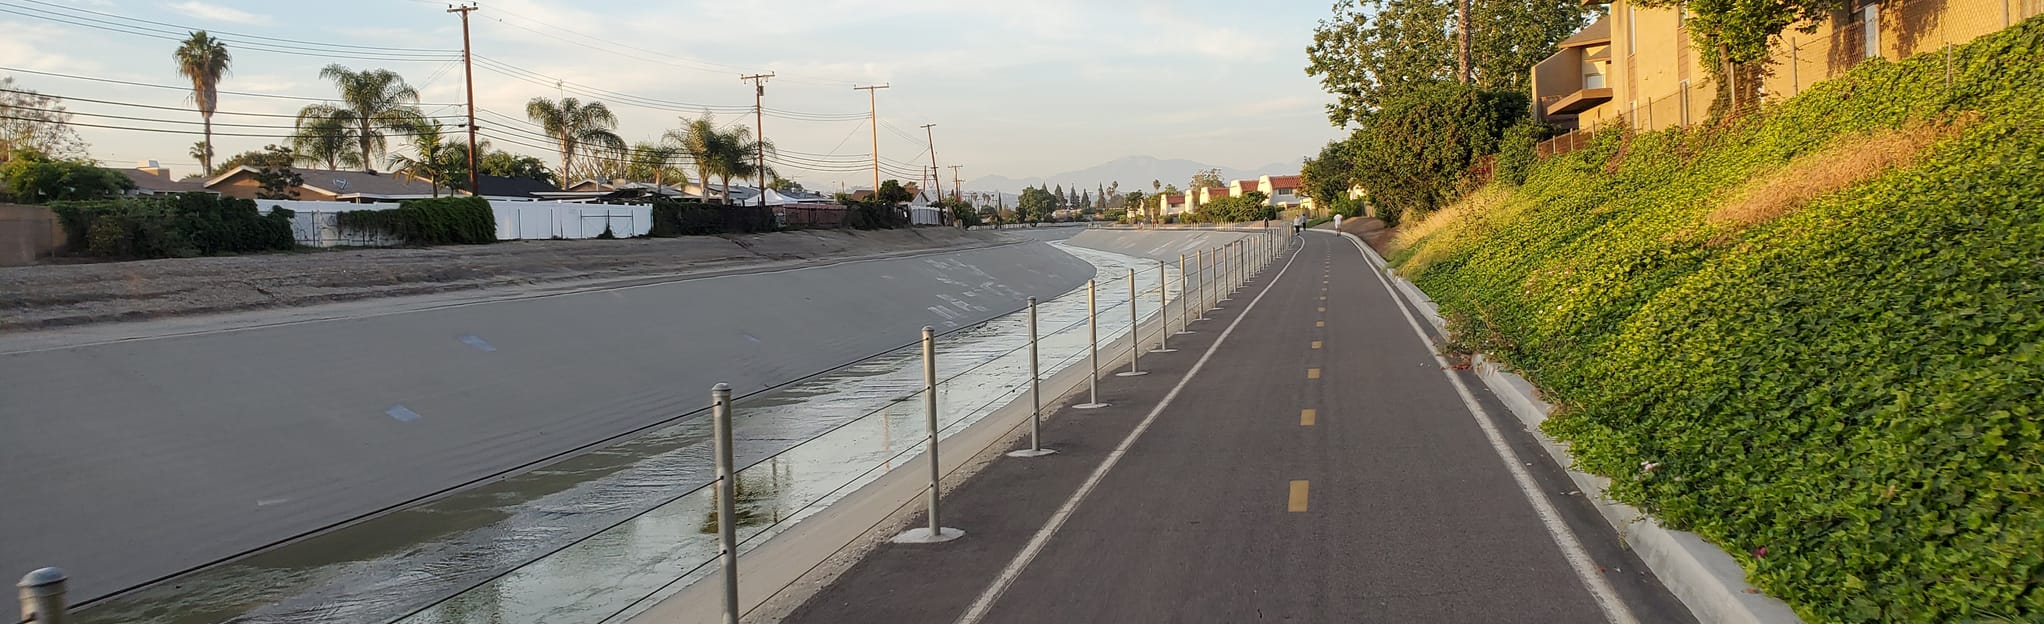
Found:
<box><xmin>1317</xmin><ymin>230</ymin><xmax>1640</xmax><ymax>624</ymax></box>
<box><xmin>952</xmin><ymin>233</ymin><xmax>1303</xmax><ymax>624</ymax></box>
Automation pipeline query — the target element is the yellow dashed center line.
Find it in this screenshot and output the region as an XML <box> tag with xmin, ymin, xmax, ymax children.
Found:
<box><xmin>1300</xmin><ymin>409</ymin><xmax>1316</xmax><ymax>426</ymax></box>
<box><xmin>1316</xmin><ymin>320</ymin><xmax>1325</xmax><ymax>328</ymax></box>
<box><xmin>1311</xmin><ymin>340</ymin><xmax>1322</xmax><ymax>349</ymax></box>
<box><xmin>1288</xmin><ymin>480</ymin><xmax>1310</xmax><ymax>512</ymax></box>
<box><xmin>1307</xmin><ymin>368</ymin><xmax>1321</xmax><ymax>379</ymax></box>
<box><xmin>1318</xmin><ymin>306</ymin><xmax>1326</xmax><ymax>313</ymax></box>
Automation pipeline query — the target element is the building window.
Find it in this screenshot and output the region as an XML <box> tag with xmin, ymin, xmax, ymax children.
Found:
<box><xmin>1587</xmin><ymin>71</ymin><xmax>1606</xmax><ymax>89</ymax></box>
<box><xmin>1863</xmin><ymin>3</ymin><xmax>1880</xmax><ymax>58</ymax></box>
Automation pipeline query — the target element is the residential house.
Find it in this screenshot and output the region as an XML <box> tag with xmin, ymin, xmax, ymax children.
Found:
<box><xmin>1227</xmin><ymin>179</ymin><xmax>1261</xmax><ymax>200</ymax></box>
<box><xmin>1535</xmin><ymin>0</ymin><xmax>2033</xmax><ymax>132</ymax></box>
<box><xmin>1259</xmin><ymin>175</ymin><xmax>1302</xmax><ymax>208</ymax></box>
<box><xmin>535</xmin><ymin>179</ymin><xmax>696</xmax><ymax>203</ymax></box>
<box><xmin>205</xmin><ymin>166</ymin><xmax>456</xmax><ymax>202</ymax></box>
<box><xmin>1183</xmin><ymin>186</ymin><xmax>1227</xmax><ymax>214</ymax></box>
<box><xmin>1154</xmin><ymin>192</ymin><xmax>1187</xmax><ymax>216</ymax></box>
<box><xmin>120</xmin><ymin>161</ymin><xmax>214</xmax><ymax>196</ymax></box>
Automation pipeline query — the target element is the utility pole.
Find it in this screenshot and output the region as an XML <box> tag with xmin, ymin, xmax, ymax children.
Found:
<box><xmin>947</xmin><ymin>165</ymin><xmax>963</xmax><ymax>201</ymax></box>
<box><xmin>741</xmin><ymin>72</ymin><xmax>774</xmax><ymax>207</ymax></box>
<box><xmin>921</xmin><ymin>123</ymin><xmax>940</xmax><ymax>203</ymax></box>
<box><xmin>448</xmin><ymin>3</ymin><xmax>479</xmax><ymax>196</ymax></box>
<box><xmin>853</xmin><ymin>84</ymin><xmax>889</xmax><ymax>193</ymax></box>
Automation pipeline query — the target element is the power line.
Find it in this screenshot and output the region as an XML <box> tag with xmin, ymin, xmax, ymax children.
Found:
<box><xmin>4</xmin><ymin>104</ymin><xmax>462</xmax><ymax>129</ymax></box>
<box><xmin>0</xmin><ymin>114</ymin><xmax>450</xmax><ymax>139</ymax></box>
<box><xmin>10</xmin><ymin>0</ymin><xmax>456</xmax><ymax>52</ymax></box>
<box><xmin>0</xmin><ymin>3</ymin><xmax>459</xmax><ymax>62</ymax></box>
<box><xmin>0</xmin><ymin>66</ymin><xmax>464</xmax><ymax>106</ymax></box>
<box><xmin>470</xmin><ymin>55</ymin><xmax>866</xmax><ymax>122</ymax></box>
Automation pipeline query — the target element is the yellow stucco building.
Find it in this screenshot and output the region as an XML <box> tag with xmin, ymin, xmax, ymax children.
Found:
<box><xmin>1533</xmin><ymin>0</ymin><xmax>2038</xmax><ymax>132</ymax></box>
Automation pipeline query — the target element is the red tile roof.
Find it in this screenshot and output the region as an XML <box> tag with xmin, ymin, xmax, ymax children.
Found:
<box><xmin>1161</xmin><ymin>193</ymin><xmax>1184</xmax><ymax>202</ymax></box>
<box><xmin>1264</xmin><ymin>175</ymin><xmax>1302</xmax><ymax>189</ymax></box>
<box><xmin>1237</xmin><ymin>180</ymin><xmax>1260</xmax><ymax>193</ymax></box>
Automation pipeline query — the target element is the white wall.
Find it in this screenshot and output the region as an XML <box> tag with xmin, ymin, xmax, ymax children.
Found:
<box><xmin>250</xmin><ymin>199</ymin><xmax>653</xmax><ymax>247</ymax></box>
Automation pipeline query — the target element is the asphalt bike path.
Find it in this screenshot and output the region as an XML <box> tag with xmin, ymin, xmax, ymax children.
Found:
<box><xmin>786</xmin><ymin>232</ymin><xmax>1694</xmax><ymax>623</ymax></box>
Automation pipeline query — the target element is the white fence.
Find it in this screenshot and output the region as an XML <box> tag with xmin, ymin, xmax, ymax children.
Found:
<box><xmin>250</xmin><ymin>199</ymin><xmax>654</xmax><ymax>247</ymax></box>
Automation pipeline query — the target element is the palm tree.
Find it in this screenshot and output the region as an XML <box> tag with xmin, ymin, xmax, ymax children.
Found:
<box><xmin>716</xmin><ymin>125</ymin><xmax>776</xmax><ymax>206</ymax></box>
<box><xmin>289</xmin><ymin>114</ymin><xmax>360</xmax><ymax>171</ymax></box>
<box><xmin>1152</xmin><ymin>179</ymin><xmax>1161</xmax><ymax>192</ymax></box>
<box><xmin>666</xmin><ymin>114</ymin><xmax>725</xmax><ymax>202</ymax></box>
<box><xmin>174</xmin><ymin>31</ymin><xmax>231</xmax><ymax>175</ymax></box>
<box><xmin>525</xmin><ymin>97</ymin><xmax>624</xmax><ymax>185</ymax></box>
<box><xmin>385</xmin><ymin>119</ymin><xmax>456</xmax><ymax>197</ymax></box>
<box><xmin>188</xmin><ymin>141</ymin><xmax>213</xmax><ymax>170</ymax></box>
<box><xmin>298</xmin><ymin>64</ymin><xmax>422</xmax><ymax>170</ymax></box>
<box><xmin>625</xmin><ymin>141</ymin><xmax>687</xmax><ymax>189</ymax></box>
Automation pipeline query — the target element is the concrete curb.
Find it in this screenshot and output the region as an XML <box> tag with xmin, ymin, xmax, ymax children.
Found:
<box><xmin>1313</xmin><ymin>229</ymin><xmax>1802</xmax><ymax>624</ymax></box>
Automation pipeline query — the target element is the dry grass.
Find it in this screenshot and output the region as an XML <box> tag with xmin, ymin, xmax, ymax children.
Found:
<box><xmin>1392</xmin><ymin>184</ymin><xmax>1515</xmax><ymax>274</ymax></box>
<box><xmin>1706</xmin><ymin>116</ymin><xmax>1972</xmax><ymax>232</ymax></box>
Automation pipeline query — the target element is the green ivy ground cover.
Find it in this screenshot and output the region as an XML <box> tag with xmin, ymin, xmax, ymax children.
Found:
<box><xmin>1388</xmin><ymin>17</ymin><xmax>2043</xmax><ymax>623</ymax></box>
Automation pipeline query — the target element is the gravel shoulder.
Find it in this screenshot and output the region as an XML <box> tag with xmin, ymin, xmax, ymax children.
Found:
<box><xmin>0</xmin><ymin>228</ymin><xmax>1022</xmax><ymax>332</ymax></box>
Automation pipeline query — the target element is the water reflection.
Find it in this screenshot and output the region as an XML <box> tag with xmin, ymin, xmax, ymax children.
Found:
<box><xmin>78</xmin><ymin>243</ymin><xmax>1185</xmax><ymax>624</ymax></box>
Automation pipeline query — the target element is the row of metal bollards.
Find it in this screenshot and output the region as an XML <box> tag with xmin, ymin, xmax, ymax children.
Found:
<box><xmin>705</xmin><ymin>226</ymin><xmax>1289</xmax><ymax>622</ymax></box>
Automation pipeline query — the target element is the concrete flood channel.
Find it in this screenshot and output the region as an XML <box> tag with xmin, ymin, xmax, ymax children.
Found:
<box><xmin>75</xmin><ymin>241</ymin><xmax>1193</xmax><ymax>624</ymax></box>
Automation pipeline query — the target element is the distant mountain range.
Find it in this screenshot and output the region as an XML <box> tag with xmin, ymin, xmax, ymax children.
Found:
<box><xmin>964</xmin><ymin>155</ymin><xmax>1298</xmax><ymax>194</ymax></box>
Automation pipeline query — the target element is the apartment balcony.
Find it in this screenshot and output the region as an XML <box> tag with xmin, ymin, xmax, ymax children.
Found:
<box><xmin>1545</xmin><ymin>87</ymin><xmax>1614</xmax><ymax>115</ymax></box>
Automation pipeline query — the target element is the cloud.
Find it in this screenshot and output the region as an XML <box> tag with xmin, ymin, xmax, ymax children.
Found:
<box><xmin>167</xmin><ymin>1</ymin><xmax>271</xmax><ymax>25</ymax></box>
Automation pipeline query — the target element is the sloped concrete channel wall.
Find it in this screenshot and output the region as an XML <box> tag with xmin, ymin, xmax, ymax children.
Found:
<box><xmin>1063</xmin><ymin>227</ymin><xmax>1257</xmax><ymax>263</ymax></box>
<box><xmin>0</xmin><ymin>239</ymin><xmax>1094</xmax><ymax>603</ymax></box>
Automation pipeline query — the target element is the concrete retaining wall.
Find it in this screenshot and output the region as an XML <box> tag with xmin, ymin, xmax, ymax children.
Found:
<box><xmin>0</xmin><ymin>240</ymin><xmax>1094</xmax><ymax>601</ymax></box>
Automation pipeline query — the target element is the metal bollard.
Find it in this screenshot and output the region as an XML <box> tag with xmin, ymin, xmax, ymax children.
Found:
<box><xmin>1008</xmin><ymin>299</ymin><xmax>1054</xmax><ymax>457</ymax></box>
<box><xmin>1075</xmin><ymin>280</ymin><xmax>1108</xmax><ymax>409</ymax></box>
<box><xmin>18</xmin><ymin>568</ymin><xmax>67</xmax><ymax>624</ymax></box>
<box><xmin>710</xmin><ymin>384</ymin><xmax>738</xmax><ymax>624</ymax></box>
<box><xmin>1152</xmin><ymin>260</ymin><xmax>1177</xmax><ymax>352</ymax></box>
<box><xmin>1219</xmin><ymin>242</ymin><xmax>1235</xmax><ymax>302</ymax></box>
<box><xmin>1117</xmin><ymin>268</ymin><xmax>1148</xmax><ymax>377</ymax></box>
<box><xmin>1175</xmin><ymin>254</ymin><xmax>1194</xmax><ymax>335</ymax></box>
<box><xmin>892</xmin><ymin>327</ymin><xmax>963</xmax><ymax>542</ymax></box>
<box><xmin>1194</xmin><ymin>249</ymin><xmax>1210</xmax><ymax>320</ymax></box>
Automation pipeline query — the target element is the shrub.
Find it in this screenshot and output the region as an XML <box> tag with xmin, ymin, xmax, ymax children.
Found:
<box><xmin>49</xmin><ymin>193</ymin><xmax>293</xmax><ymax>259</ymax></box>
<box><xmin>2</xmin><ymin>150</ymin><xmax>134</xmax><ymax>203</ymax></box>
<box><xmin>337</xmin><ymin>196</ymin><xmax>497</xmax><ymax>245</ymax></box>
<box><xmin>1347</xmin><ymin>82</ymin><xmax>1527</xmax><ymax>223</ymax></box>
<box><xmin>649</xmin><ymin>200</ymin><xmax>776</xmax><ymax>236</ymax></box>
<box><xmin>1388</xmin><ymin>17</ymin><xmax>2044</xmax><ymax>622</ymax></box>
<box><xmin>1493</xmin><ymin>121</ymin><xmax>1548</xmax><ymax>185</ymax></box>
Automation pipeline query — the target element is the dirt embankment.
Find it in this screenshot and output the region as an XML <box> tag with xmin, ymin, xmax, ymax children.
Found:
<box><xmin>1336</xmin><ymin>217</ymin><xmax>1399</xmax><ymax>254</ymax></box>
<box><xmin>0</xmin><ymin>228</ymin><xmax>1019</xmax><ymax>332</ymax></box>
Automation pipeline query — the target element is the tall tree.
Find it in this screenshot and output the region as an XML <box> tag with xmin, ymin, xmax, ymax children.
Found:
<box><xmin>0</xmin><ymin>77</ymin><xmax>87</xmax><ymax>160</ymax></box>
<box><xmin>289</xmin><ymin>114</ymin><xmax>359</xmax><ymax>171</ymax></box>
<box><xmin>174</xmin><ymin>31</ymin><xmax>231</xmax><ymax>175</ymax></box>
<box><xmin>1306</xmin><ymin>0</ymin><xmax>1589</xmax><ymax>126</ymax></box>
<box><xmin>1191</xmin><ymin>168</ymin><xmax>1224</xmax><ymax>189</ymax></box>
<box><xmin>298</xmin><ymin>65</ymin><xmax>422</xmax><ymax>170</ymax></box>
<box><xmin>384</xmin><ymin>119</ymin><xmax>458</xmax><ymax>197</ymax></box>
<box><xmin>477</xmin><ymin>149</ymin><xmax>555</xmax><ymax>186</ymax></box>
<box><xmin>188</xmin><ymin>141</ymin><xmax>213</xmax><ymax>168</ymax></box>
<box><xmin>625</xmin><ymin>141</ymin><xmax>687</xmax><ymax>188</ymax></box>
<box><xmin>1457</xmin><ymin>0</ymin><xmax>1472</xmax><ymax>83</ymax></box>
<box><xmin>667</xmin><ymin>114</ymin><xmax>726</xmax><ymax>202</ymax></box>
<box><xmin>525</xmin><ymin>96</ymin><xmax>624</xmax><ymax>184</ymax></box>
<box><xmin>714</xmin><ymin>125</ymin><xmax>775</xmax><ymax>205</ymax></box>
<box><xmin>1151</xmin><ymin>179</ymin><xmax>1160</xmax><ymax>192</ymax></box>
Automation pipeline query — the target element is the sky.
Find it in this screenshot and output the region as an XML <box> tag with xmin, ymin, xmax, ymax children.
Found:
<box><xmin>0</xmin><ymin>0</ymin><xmax>1345</xmax><ymax>190</ymax></box>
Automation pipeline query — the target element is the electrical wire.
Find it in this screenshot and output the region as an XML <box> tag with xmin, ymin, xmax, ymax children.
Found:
<box><xmin>0</xmin><ymin>66</ymin><xmax>464</xmax><ymax>106</ymax></box>
<box><xmin>10</xmin><ymin>0</ymin><xmax>456</xmax><ymax>52</ymax></box>
<box><xmin>0</xmin><ymin>3</ymin><xmax>458</xmax><ymax>62</ymax></box>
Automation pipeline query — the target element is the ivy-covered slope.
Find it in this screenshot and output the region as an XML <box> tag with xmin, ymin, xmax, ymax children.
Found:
<box><xmin>1387</xmin><ymin>18</ymin><xmax>2043</xmax><ymax>623</ymax></box>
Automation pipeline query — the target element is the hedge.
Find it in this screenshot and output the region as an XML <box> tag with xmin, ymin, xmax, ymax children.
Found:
<box><xmin>49</xmin><ymin>193</ymin><xmax>294</xmax><ymax>259</ymax></box>
<box><xmin>336</xmin><ymin>196</ymin><xmax>496</xmax><ymax>245</ymax></box>
<box><xmin>1388</xmin><ymin>17</ymin><xmax>2044</xmax><ymax>623</ymax></box>
<box><xmin>649</xmin><ymin>200</ymin><xmax>776</xmax><ymax>236</ymax></box>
